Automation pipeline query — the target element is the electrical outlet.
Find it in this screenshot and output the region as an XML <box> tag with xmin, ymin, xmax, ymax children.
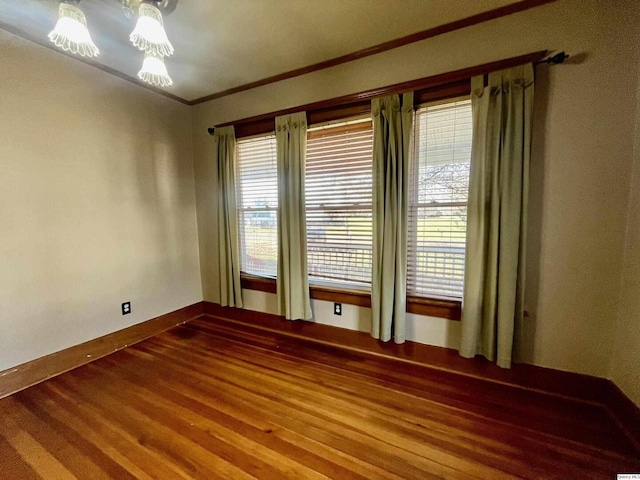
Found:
<box><xmin>334</xmin><ymin>303</ymin><xmax>342</xmax><ymax>316</ymax></box>
<box><xmin>122</xmin><ymin>302</ymin><xmax>131</xmax><ymax>315</ymax></box>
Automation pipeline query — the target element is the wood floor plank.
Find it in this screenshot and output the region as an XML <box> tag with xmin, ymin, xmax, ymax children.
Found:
<box><xmin>95</xmin><ymin>355</ymin><xmax>379</xmax><ymax>480</ymax></box>
<box><xmin>132</xmin><ymin>338</ymin><xmax>596</xmax><ymax>476</ymax></box>
<box><xmin>39</xmin><ymin>381</ymin><xmax>195</xmax><ymax>480</ymax></box>
<box><xmin>0</xmin><ymin>435</ymin><xmax>41</xmax><ymax>480</ymax></box>
<box><xmin>102</xmin><ymin>351</ymin><xmax>406</xmax><ymax>480</ymax></box>
<box><xmin>6</xmin><ymin>397</ymin><xmax>116</xmax><ymax>480</ymax></box>
<box><xmin>186</xmin><ymin>320</ymin><xmax>634</xmax><ymax>454</ymax></box>
<box><xmin>148</xmin><ymin>325</ymin><xmax>628</xmax><ymax>467</ymax></box>
<box><xmin>1</xmin><ymin>315</ymin><xmax>638</xmax><ymax>479</ymax></box>
<box><xmin>1</xmin><ymin>414</ymin><xmax>76</xmax><ymax>479</ymax></box>
<box><xmin>19</xmin><ymin>385</ymin><xmax>158</xmax><ymax>480</ymax></box>
<box><xmin>53</xmin><ymin>373</ymin><xmax>255</xmax><ymax>480</ymax></box>
<box><xmin>188</xmin><ymin>321</ymin><xmax>620</xmax><ymax>444</ymax></box>
<box><xmin>140</xmin><ymin>327</ymin><xmax>622</xmax><ymax>477</ymax></box>
<box><xmin>143</xmin><ymin>341</ymin><xmax>513</xmax><ymax>479</ymax></box>
<box><xmin>126</xmin><ymin>346</ymin><xmax>464</xmax><ymax>479</ymax></box>
<box><xmin>83</xmin><ymin>362</ymin><xmax>336</xmax><ymax>480</ymax></box>
<box><xmin>117</xmin><ymin>347</ymin><xmax>449</xmax><ymax>479</ymax></box>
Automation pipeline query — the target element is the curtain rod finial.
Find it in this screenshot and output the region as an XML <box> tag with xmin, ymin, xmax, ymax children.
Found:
<box><xmin>538</xmin><ymin>51</ymin><xmax>569</xmax><ymax>65</ymax></box>
<box><xmin>207</xmin><ymin>127</ymin><xmax>215</xmax><ymax>135</ymax></box>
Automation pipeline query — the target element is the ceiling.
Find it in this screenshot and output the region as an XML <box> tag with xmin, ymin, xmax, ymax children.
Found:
<box><xmin>0</xmin><ymin>0</ymin><xmax>524</xmax><ymax>102</ymax></box>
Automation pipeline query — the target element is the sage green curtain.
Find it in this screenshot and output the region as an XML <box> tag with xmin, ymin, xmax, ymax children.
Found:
<box><xmin>275</xmin><ymin>112</ymin><xmax>312</xmax><ymax>320</ymax></box>
<box><xmin>214</xmin><ymin>126</ymin><xmax>243</xmax><ymax>308</ymax></box>
<box><xmin>459</xmin><ymin>64</ymin><xmax>534</xmax><ymax>368</ymax></box>
<box><xmin>371</xmin><ymin>93</ymin><xmax>414</xmax><ymax>343</ymax></box>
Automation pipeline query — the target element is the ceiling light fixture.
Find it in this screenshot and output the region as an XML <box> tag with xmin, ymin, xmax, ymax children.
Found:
<box><xmin>138</xmin><ymin>53</ymin><xmax>173</xmax><ymax>87</ymax></box>
<box><xmin>130</xmin><ymin>2</ymin><xmax>174</xmax><ymax>57</ymax></box>
<box><xmin>48</xmin><ymin>0</ymin><xmax>177</xmax><ymax>88</ymax></box>
<box><xmin>48</xmin><ymin>1</ymin><xmax>99</xmax><ymax>58</ymax></box>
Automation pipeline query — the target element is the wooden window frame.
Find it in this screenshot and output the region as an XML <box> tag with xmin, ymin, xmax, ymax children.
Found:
<box><xmin>241</xmin><ymin>273</ymin><xmax>461</xmax><ymax>321</ymax></box>
<box><xmin>216</xmin><ymin>51</ymin><xmax>546</xmax><ymax>139</ymax></box>
<box><xmin>225</xmin><ymin>51</ymin><xmax>546</xmax><ymax>320</ymax></box>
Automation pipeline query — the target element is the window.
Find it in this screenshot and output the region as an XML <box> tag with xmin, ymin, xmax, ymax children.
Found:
<box><xmin>408</xmin><ymin>99</ymin><xmax>472</xmax><ymax>298</ymax></box>
<box><xmin>235</xmin><ymin>97</ymin><xmax>470</xmax><ymax>311</ymax></box>
<box><xmin>305</xmin><ymin>118</ymin><xmax>373</xmax><ymax>286</ymax></box>
<box><xmin>236</xmin><ymin>134</ymin><xmax>278</xmax><ymax>277</ymax></box>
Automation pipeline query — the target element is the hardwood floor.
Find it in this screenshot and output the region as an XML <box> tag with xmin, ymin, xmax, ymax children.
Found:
<box><xmin>1</xmin><ymin>315</ymin><xmax>638</xmax><ymax>479</ymax></box>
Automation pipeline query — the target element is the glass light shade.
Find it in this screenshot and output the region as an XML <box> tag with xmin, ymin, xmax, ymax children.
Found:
<box><xmin>48</xmin><ymin>3</ymin><xmax>99</xmax><ymax>57</ymax></box>
<box><xmin>138</xmin><ymin>53</ymin><xmax>173</xmax><ymax>87</ymax></box>
<box><xmin>130</xmin><ymin>3</ymin><xmax>174</xmax><ymax>57</ymax></box>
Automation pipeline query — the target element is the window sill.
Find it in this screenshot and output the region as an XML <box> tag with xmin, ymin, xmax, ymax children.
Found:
<box><xmin>240</xmin><ymin>273</ymin><xmax>460</xmax><ymax>321</ymax></box>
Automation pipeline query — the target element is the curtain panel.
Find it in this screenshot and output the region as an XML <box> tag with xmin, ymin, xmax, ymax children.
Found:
<box><xmin>214</xmin><ymin>126</ymin><xmax>243</xmax><ymax>308</ymax></box>
<box><xmin>275</xmin><ymin>112</ymin><xmax>313</xmax><ymax>320</ymax></box>
<box><xmin>459</xmin><ymin>64</ymin><xmax>534</xmax><ymax>368</ymax></box>
<box><xmin>371</xmin><ymin>92</ymin><xmax>414</xmax><ymax>343</ymax></box>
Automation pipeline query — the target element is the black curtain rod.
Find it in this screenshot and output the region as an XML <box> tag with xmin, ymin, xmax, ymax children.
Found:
<box><xmin>207</xmin><ymin>51</ymin><xmax>569</xmax><ymax>135</ymax></box>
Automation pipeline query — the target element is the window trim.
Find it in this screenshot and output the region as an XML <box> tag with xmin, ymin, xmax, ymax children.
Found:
<box><xmin>240</xmin><ymin>273</ymin><xmax>461</xmax><ymax>321</ymax></box>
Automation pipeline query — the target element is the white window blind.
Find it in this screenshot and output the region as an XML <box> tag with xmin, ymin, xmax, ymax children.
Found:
<box><xmin>305</xmin><ymin>118</ymin><xmax>373</xmax><ymax>285</ymax></box>
<box><xmin>408</xmin><ymin>99</ymin><xmax>472</xmax><ymax>298</ymax></box>
<box><xmin>236</xmin><ymin>134</ymin><xmax>278</xmax><ymax>277</ymax></box>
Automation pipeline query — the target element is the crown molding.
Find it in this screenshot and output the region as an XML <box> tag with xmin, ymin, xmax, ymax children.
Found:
<box><xmin>188</xmin><ymin>0</ymin><xmax>556</xmax><ymax>105</ymax></box>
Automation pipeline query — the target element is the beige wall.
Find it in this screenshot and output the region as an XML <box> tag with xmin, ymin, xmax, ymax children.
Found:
<box><xmin>4</xmin><ymin>0</ymin><xmax>635</xmax><ymax>386</ymax></box>
<box><xmin>192</xmin><ymin>0</ymin><xmax>640</xmax><ymax>377</ymax></box>
<box><xmin>0</xmin><ymin>30</ymin><xmax>202</xmax><ymax>371</ymax></box>
<box><xmin>609</xmin><ymin>50</ymin><xmax>640</xmax><ymax>407</ymax></box>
